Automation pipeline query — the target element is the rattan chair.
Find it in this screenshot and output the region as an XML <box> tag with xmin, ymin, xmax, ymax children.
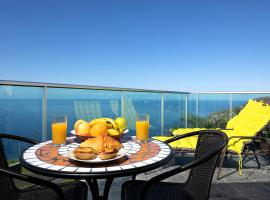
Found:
<box><xmin>0</xmin><ymin>133</ymin><xmax>88</xmax><ymax>200</ymax></box>
<box><xmin>121</xmin><ymin>130</ymin><xmax>228</xmax><ymax>200</ymax></box>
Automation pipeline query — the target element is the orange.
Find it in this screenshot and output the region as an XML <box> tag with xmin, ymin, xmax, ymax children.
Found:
<box><xmin>89</xmin><ymin>123</ymin><xmax>108</xmax><ymax>137</ymax></box>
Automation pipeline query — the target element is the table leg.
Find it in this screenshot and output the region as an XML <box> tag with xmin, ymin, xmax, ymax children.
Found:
<box><xmin>103</xmin><ymin>178</ymin><xmax>114</xmax><ymax>199</ymax></box>
<box><xmin>86</xmin><ymin>178</ymin><xmax>114</xmax><ymax>200</ymax></box>
<box><xmin>86</xmin><ymin>178</ymin><xmax>100</xmax><ymax>200</ymax></box>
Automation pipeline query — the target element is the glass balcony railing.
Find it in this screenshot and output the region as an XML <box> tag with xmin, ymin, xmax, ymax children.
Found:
<box><xmin>0</xmin><ymin>81</ymin><xmax>188</xmax><ymax>160</ymax></box>
<box><xmin>1</xmin><ymin>80</ymin><xmax>270</xmax><ymax>160</ymax></box>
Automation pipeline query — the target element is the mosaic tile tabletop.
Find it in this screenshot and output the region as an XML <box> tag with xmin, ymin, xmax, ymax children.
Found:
<box><xmin>22</xmin><ymin>137</ymin><xmax>172</xmax><ymax>174</ymax></box>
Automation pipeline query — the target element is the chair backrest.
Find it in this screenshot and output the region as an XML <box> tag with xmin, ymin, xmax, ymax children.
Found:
<box><xmin>0</xmin><ymin>138</ymin><xmax>19</xmax><ymax>200</ymax></box>
<box><xmin>185</xmin><ymin>130</ymin><xmax>227</xmax><ymax>200</ymax></box>
<box><xmin>226</xmin><ymin>99</ymin><xmax>270</xmax><ymax>136</ymax></box>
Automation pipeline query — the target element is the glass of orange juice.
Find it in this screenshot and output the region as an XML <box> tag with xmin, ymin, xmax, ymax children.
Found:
<box><xmin>136</xmin><ymin>113</ymin><xmax>149</xmax><ymax>142</ymax></box>
<box><xmin>52</xmin><ymin>115</ymin><xmax>67</xmax><ymax>146</ymax></box>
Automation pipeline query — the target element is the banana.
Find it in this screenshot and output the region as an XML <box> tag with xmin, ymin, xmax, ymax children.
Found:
<box><xmin>89</xmin><ymin>118</ymin><xmax>109</xmax><ymax>128</ymax></box>
<box><xmin>102</xmin><ymin>118</ymin><xmax>119</xmax><ymax>130</ymax></box>
<box><xmin>89</xmin><ymin>118</ymin><xmax>118</xmax><ymax>129</ymax></box>
<box><xmin>107</xmin><ymin>128</ymin><xmax>120</xmax><ymax>136</ymax></box>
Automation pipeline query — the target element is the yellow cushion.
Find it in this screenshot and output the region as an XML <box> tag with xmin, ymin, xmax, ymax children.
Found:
<box><xmin>172</xmin><ymin>128</ymin><xmax>206</xmax><ymax>136</ymax></box>
<box><xmin>222</xmin><ymin>129</ymin><xmax>247</xmax><ymax>154</ymax></box>
<box><xmin>225</xmin><ymin>101</ymin><xmax>270</xmax><ymax>154</ymax></box>
<box><xmin>153</xmin><ymin>136</ymin><xmax>198</xmax><ymax>149</ymax></box>
<box><xmin>226</xmin><ymin>99</ymin><xmax>270</xmax><ymax>134</ymax></box>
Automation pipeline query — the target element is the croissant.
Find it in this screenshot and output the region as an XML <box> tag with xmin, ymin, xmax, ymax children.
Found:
<box><xmin>103</xmin><ymin>135</ymin><xmax>122</xmax><ymax>151</ymax></box>
<box><xmin>80</xmin><ymin>135</ymin><xmax>122</xmax><ymax>152</ymax></box>
<box><xmin>80</xmin><ymin>136</ymin><xmax>103</xmax><ymax>152</ymax></box>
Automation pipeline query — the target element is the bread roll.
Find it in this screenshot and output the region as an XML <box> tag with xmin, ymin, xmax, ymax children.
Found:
<box><xmin>75</xmin><ymin>152</ymin><xmax>96</xmax><ymax>160</ymax></box>
<box><xmin>99</xmin><ymin>148</ymin><xmax>118</xmax><ymax>160</ymax></box>
<box><xmin>74</xmin><ymin>147</ymin><xmax>97</xmax><ymax>160</ymax></box>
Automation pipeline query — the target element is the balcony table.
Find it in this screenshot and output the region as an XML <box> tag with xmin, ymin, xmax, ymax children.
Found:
<box><xmin>20</xmin><ymin>137</ymin><xmax>173</xmax><ymax>200</ymax></box>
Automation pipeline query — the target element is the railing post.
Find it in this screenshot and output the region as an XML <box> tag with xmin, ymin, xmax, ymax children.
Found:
<box><xmin>185</xmin><ymin>94</ymin><xmax>188</xmax><ymax>128</ymax></box>
<box><xmin>42</xmin><ymin>86</ymin><xmax>47</xmax><ymax>141</ymax></box>
<box><xmin>229</xmin><ymin>93</ymin><xmax>232</xmax><ymax>119</ymax></box>
<box><xmin>179</xmin><ymin>94</ymin><xmax>182</xmax><ymax>128</ymax></box>
<box><xmin>161</xmin><ymin>93</ymin><xmax>164</xmax><ymax>135</ymax></box>
<box><xmin>196</xmin><ymin>93</ymin><xmax>199</xmax><ymax>127</ymax></box>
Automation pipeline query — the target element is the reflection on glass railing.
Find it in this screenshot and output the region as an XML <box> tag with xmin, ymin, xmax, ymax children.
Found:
<box><xmin>47</xmin><ymin>88</ymin><xmax>122</xmax><ymax>140</ymax></box>
<box><xmin>124</xmin><ymin>92</ymin><xmax>162</xmax><ymax>137</ymax></box>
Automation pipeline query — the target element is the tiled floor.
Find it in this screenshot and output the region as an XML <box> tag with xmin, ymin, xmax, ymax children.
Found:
<box><xmin>101</xmin><ymin>153</ymin><xmax>270</xmax><ymax>200</ymax></box>
<box><xmin>17</xmin><ymin>153</ymin><xmax>270</xmax><ymax>199</ymax></box>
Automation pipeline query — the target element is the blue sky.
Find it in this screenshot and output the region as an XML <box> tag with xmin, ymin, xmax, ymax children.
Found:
<box><xmin>0</xmin><ymin>0</ymin><xmax>270</xmax><ymax>92</ymax></box>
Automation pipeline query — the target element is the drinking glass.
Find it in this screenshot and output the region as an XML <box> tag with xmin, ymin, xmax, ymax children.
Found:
<box><xmin>52</xmin><ymin>115</ymin><xmax>67</xmax><ymax>146</ymax></box>
<box><xmin>136</xmin><ymin>113</ymin><xmax>149</xmax><ymax>142</ymax></box>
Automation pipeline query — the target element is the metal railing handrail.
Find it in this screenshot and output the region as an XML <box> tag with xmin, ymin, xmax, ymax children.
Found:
<box><xmin>195</xmin><ymin>91</ymin><xmax>270</xmax><ymax>94</ymax></box>
<box><xmin>2</xmin><ymin>80</ymin><xmax>270</xmax><ymax>94</ymax></box>
<box><xmin>0</xmin><ymin>80</ymin><xmax>189</xmax><ymax>94</ymax></box>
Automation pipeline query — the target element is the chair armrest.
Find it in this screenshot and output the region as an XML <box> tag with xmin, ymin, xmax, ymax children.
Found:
<box><xmin>228</xmin><ymin>136</ymin><xmax>261</xmax><ymax>140</ymax></box>
<box><xmin>0</xmin><ymin>167</ymin><xmax>65</xmax><ymax>200</ymax></box>
<box><xmin>0</xmin><ymin>133</ymin><xmax>39</xmax><ymax>145</ymax></box>
<box><xmin>163</xmin><ymin>130</ymin><xmax>201</xmax><ymax>144</ymax></box>
<box><xmin>165</xmin><ymin>130</ymin><xmax>229</xmax><ymax>144</ymax></box>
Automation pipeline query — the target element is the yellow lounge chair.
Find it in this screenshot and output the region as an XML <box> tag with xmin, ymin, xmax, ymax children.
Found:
<box><xmin>154</xmin><ymin>99</ymin><xmax>270</xmax><ymax>177</ymax></box>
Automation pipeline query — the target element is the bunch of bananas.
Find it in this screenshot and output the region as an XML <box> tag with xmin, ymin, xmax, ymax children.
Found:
<box><xmin>89</xmin><ymin>117</ymin><xmax>127</xmax><ymax>137</ymax></box>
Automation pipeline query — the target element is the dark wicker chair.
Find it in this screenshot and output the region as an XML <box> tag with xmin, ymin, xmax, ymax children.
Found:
<box><xmin>121</xmin><ymin>130</ymin><xmax>228</xmax><ymax>200</ymax></box>
<box><xmin>0</xmin><ymin>133</ymin><xmax>88</xmax><ymax>200</ymax></box>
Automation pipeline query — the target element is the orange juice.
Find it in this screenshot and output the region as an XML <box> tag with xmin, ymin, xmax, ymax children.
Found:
<box><xmin>136</xmin><ymin>120</ymin><xmax>149</xmax><ymax>141</ymax></box>
<box><xmin>52</xmin><ymin>122</ymin><xmax>67</xmax><ymax>145</ymax></box>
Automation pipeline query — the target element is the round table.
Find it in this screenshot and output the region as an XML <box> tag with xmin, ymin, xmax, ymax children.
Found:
<box><xmin>20</xmin><ymin>137</ymin><xmax>173</xmax><ymax>200</ymax></box>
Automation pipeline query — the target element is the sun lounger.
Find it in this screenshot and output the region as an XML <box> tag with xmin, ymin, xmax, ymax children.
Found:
<box><xmin>154</xmin><ymin>99</ymin><xmax>270</xmax><ymax>177</ymax></box>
